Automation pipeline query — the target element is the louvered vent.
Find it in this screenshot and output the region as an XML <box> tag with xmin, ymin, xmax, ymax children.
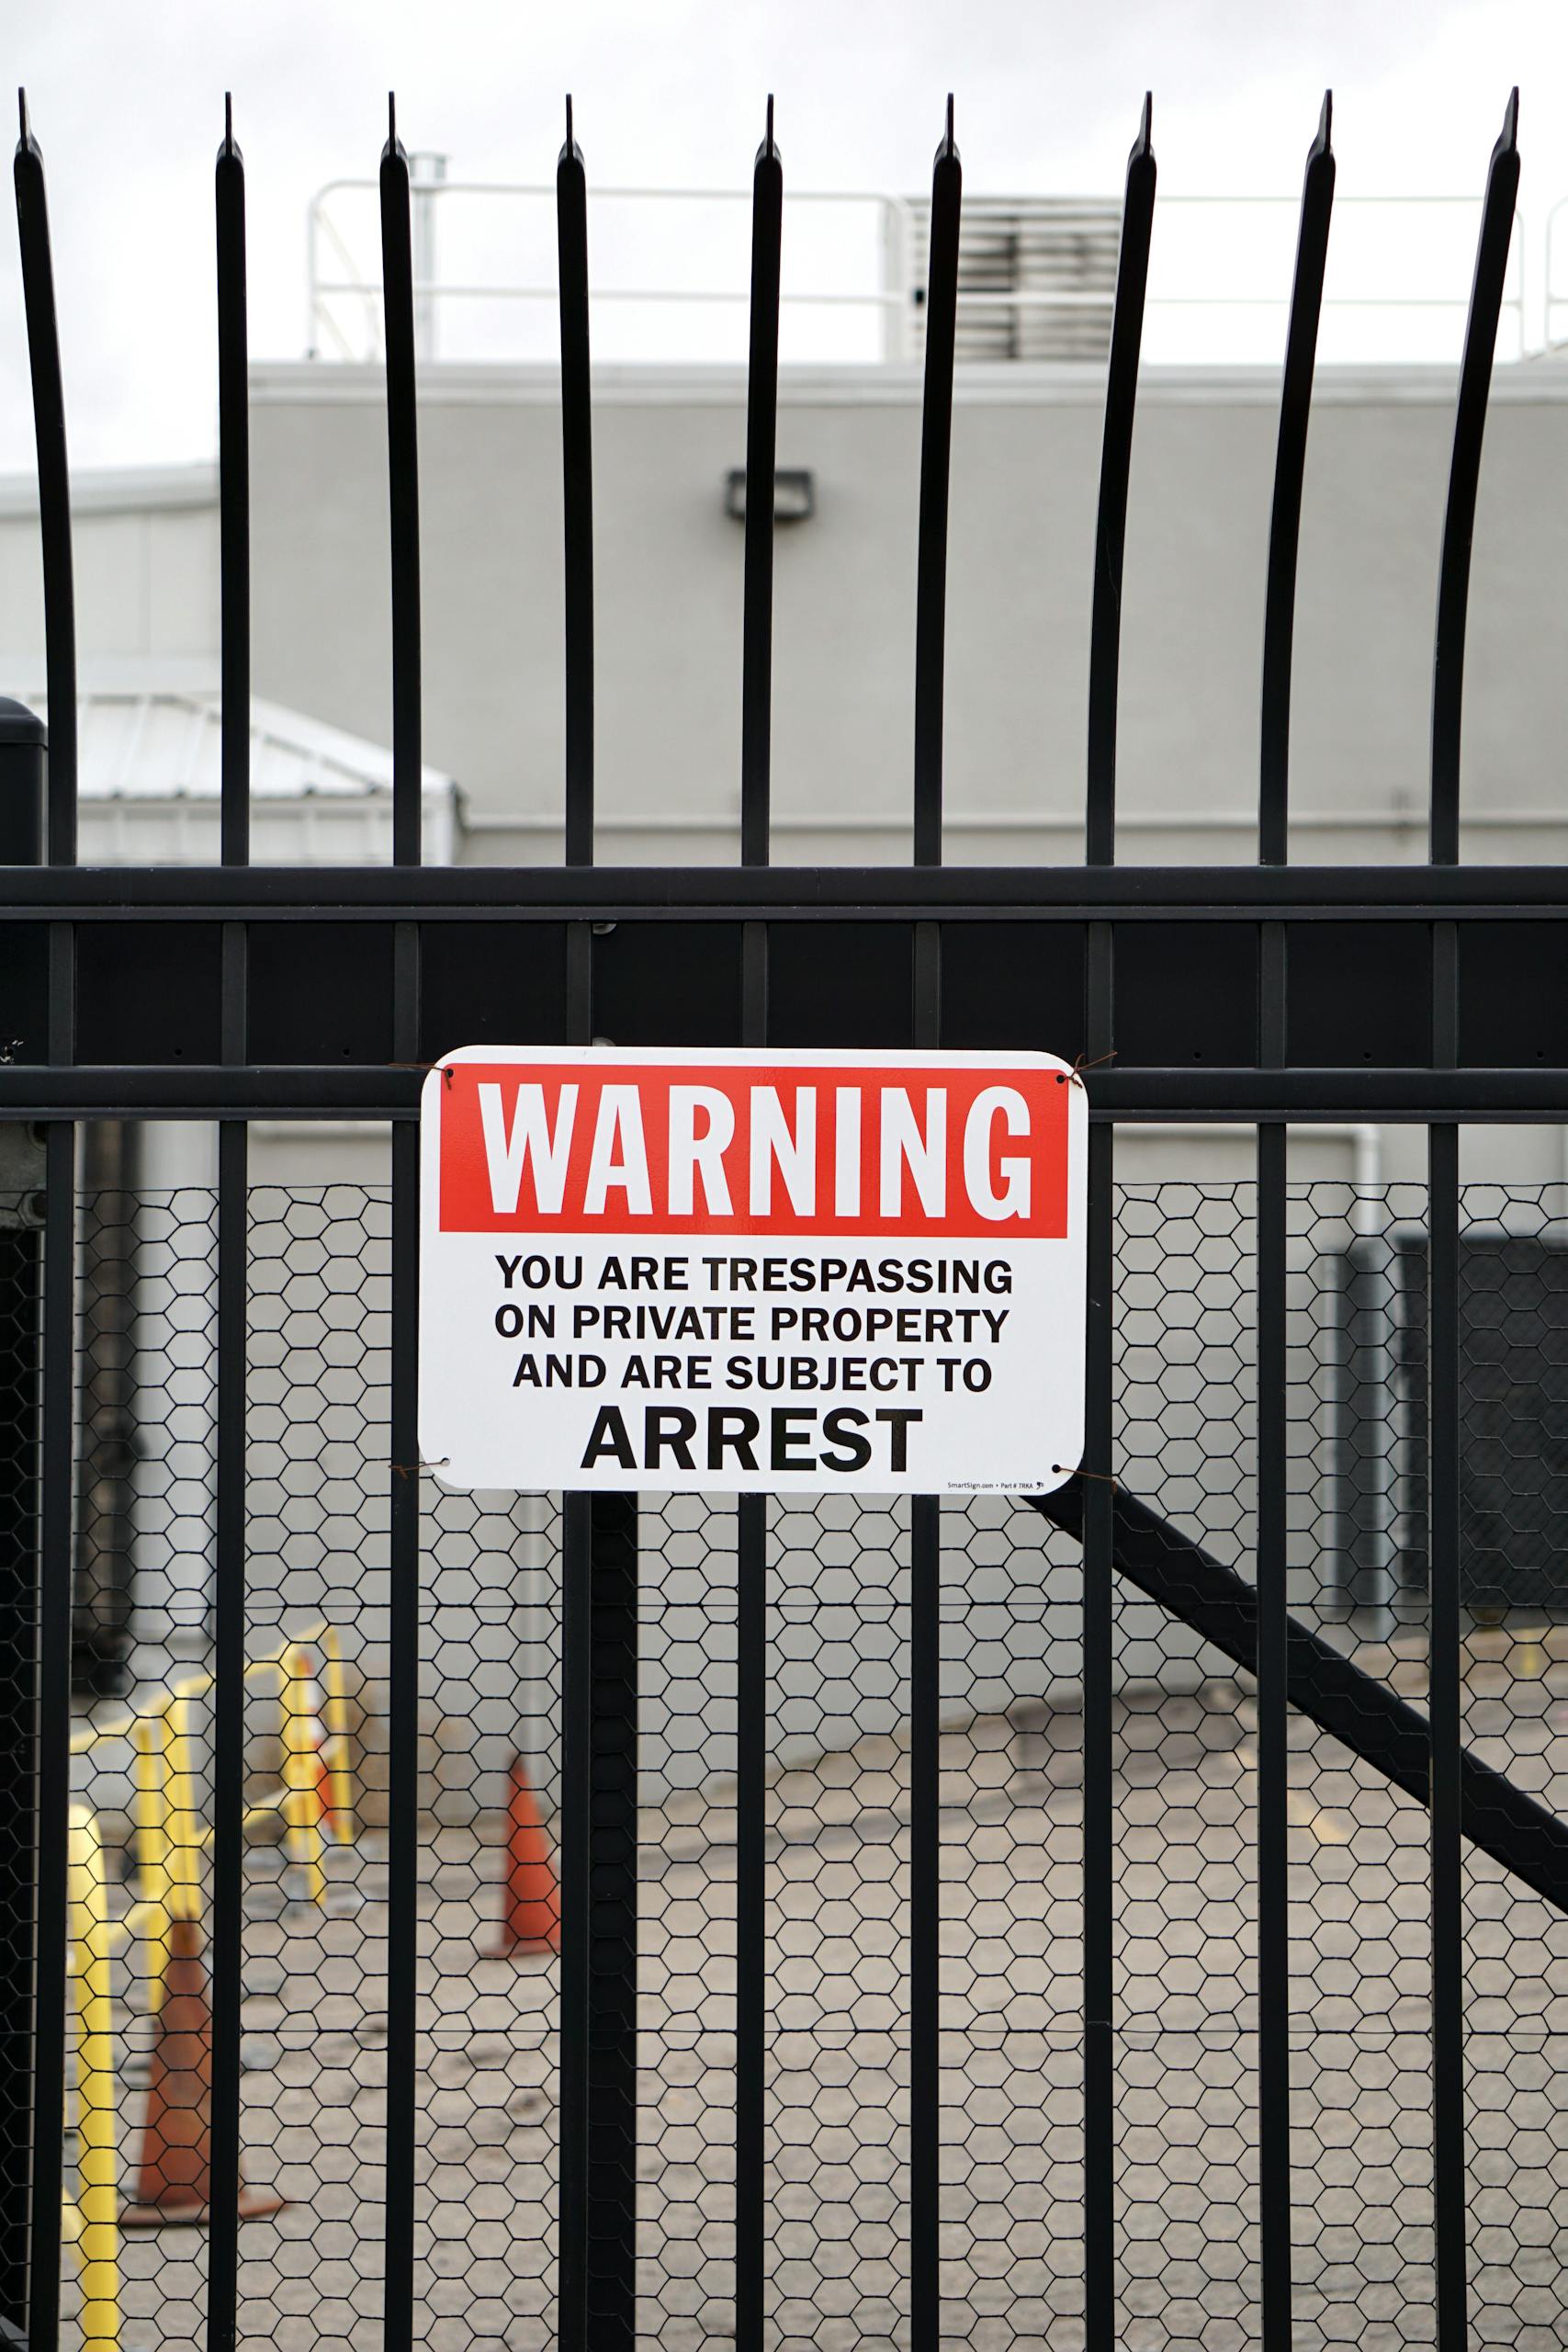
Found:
<box><xmin>905</xmin><ymin>196</ymin><xmax>1122</xmax><ymax>360</ymax></box>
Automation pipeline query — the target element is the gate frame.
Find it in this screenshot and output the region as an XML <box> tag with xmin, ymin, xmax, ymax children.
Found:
<box><xmin>1</xmin><ymin>74</ymin><xmax>1548</xmax><ymax>2352</ymax></box>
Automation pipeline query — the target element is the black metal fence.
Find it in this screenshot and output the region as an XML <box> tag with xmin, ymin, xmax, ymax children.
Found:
<box><xmin>3</xmin><ymin>70</ymin><xmax>1564</xmax><ymax>2352</ymax></box>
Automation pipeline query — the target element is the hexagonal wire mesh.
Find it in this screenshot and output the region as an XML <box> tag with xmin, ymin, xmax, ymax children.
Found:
<box><xmin>39</xmin><ymin>1175</ymin><xmax>1568</xmax><ymax>2346</ymax></box>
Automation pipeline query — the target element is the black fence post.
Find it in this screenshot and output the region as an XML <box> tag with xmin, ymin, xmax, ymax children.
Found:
<box><xmin>0</xmin><ymin>697</ymin><xmax>45</xmax><ymax>2338</ymax></box>
<box><xmin>553</xmin><ymin>107</ymin><xmax>639</xmax><ymax>2352</ymax></box>
<box><xmin>1083</xmin><ymin>101</ymin><xmax>1155</xmax><ymax>2352</ymax></box>
<box><xmin>378</xmin><ymin>99</ymin><xmax>423</xmax><ymax>2352</ymax></box>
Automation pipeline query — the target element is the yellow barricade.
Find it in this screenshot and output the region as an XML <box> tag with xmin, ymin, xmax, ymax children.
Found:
<box><xmin>280</xmin><ymin>1645</ymin><xmax>326</xmax><ymax>1907</ymax></box>
<box><xmin>53</xmin><ymin>1623</ymin><xmax>361</xmax><ymax>2323</ymax></box>
<box><xmin>71</xmin><ymin>1622</ymin><xmax>358</xmax><ymax>1921</ymax></box>
<box><xmin>67</xmin><ymin>1805</ymin><xmax>120</xmax><ymax>2347</ymax></box>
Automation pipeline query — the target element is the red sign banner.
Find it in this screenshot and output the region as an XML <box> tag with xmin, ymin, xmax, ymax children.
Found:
<box><xmin>436</xmin><ymin>1058</ymin><xmax>1070</xmax><ymax>1241</ymax></box>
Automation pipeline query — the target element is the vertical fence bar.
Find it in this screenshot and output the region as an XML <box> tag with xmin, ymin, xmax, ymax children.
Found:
<box><xmin>1427</xmin><ymin>1100</ymin><xmax>1462</xmax><ymax>2348</ymax></box>
<box><xmin>14</xmin><ymin>96</ymin><xmax>75</xmax><ymax>867</ymax></box>
<box><xmin>556</xmin><ymin>103</ymin><xmax>637</xmax><ymax>2352</ymax></box>
<box><xmin>208</xmin><ymin>96</ymin><xmax>251</xmax><ymax>2352</ymax></box>
<box><xmin>733</xmin><ymin>1413</ymin><xmax>767</xmax><ymax>2352</ymax></box>
<box><xmin>585</xmin><ymin>1491</ymin><xmax>637</xmax><ymax>2352</ymax></box>
<box><xmin>1082</xmin><ymin>98</ymin><xmax>1154</xmax><ymax>2352</ymax></box>
<box><xmin>1253</xmin><ymin>1094</ymin><xmax>1289</xmax><ymax>2322</ymax></box>
<box><xmin>557</xmin><ymin>102</ymin><xmax>592</xmax><ymax>2352</ymax></box>
<box><xmin>1079</xmin><ymin>974</ymin><xmax>1114</xmax><ymax>2352</ymax></box>
<box><xmin>0</xmin><ymin>707</ymin><xmax>43</xmax><ymax>2339</ymax></box>
<box><xmin>908</xmin><ymin>96</ymin><xmax>960</xmax><ymax>2352</ymax></box>
<box><xmin>29</xmin><ymin>1099</ymin><xmax>73</xmax><ymax>2352</ymax></box>
<box><xmin>15</xmin><ymin>96</ymin><xmax>77</xmax><ymax>2348</ymax></box>
<box><xmin>216</xmin><ymin>96</ymin><xmax>250</xmax><ymax>871</ymax></box>
<box><xmin>736</xmin><ymin>92</ymin><xmax>781</xmax><ymax>2352</ymax></box>
<box><xmin>558</xmin><ymin>1486</ymin><xmax>591</xmax><ymax>2352</ymax></box>
<box><xmin>386</xmin><ymin>1073</ymin><xmax>419</xmax><ymax>2352</ymax></box>
<box><xmin>1426</xmin><ymin>90</ymin><xmax>1517</xmax><ymax>2352</ymax></box>
<box><xmin>1255</xmin><ymin>94</ymin><xmax>1333</xmax><ymax>2352</ymax></box>
<box><xmin>380</xmin><ymin>96</ymin><xmax>423</xmax><ymax>2352</ymax></box>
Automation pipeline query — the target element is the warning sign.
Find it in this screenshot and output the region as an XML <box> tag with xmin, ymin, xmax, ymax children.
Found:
<box><xmin>419</xmin><ymin>1046</ymin><xmax>1086</xmax><ymax>1497</ymax></box>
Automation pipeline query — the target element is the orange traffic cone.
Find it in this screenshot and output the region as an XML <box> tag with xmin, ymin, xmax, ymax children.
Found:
<box><xmin>118</xmin><ymin>1917</ymin><xmax>285</xmax><ymax>2227</ymax></box>
<box><xmin>490</xmin><ymin>1757</ymin><xmax>559</xmax><ymax>1956</ymax></box>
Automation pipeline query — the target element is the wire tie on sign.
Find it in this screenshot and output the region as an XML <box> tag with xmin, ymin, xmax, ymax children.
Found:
<box><xmin>391</xmin><ymin>1458</ymin><xmax>450</xmax><ymax>1480</ymax></box>
<box><xmin>1056</xmin><ymin>1049</ymin><xmax>1117</xmax><ymax>1089</ymax></box>
<box><xmin>1055</xmin><ymin>1464</ymin><xmax>1119</xmax><ymax>1490</ymax></box>
<box><xmin>389</xmin><ymin>1061</ymin><xmax>455</xmax><ymax>1088</ymax></box>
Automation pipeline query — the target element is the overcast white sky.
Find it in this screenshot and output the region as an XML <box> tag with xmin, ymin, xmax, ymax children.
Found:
<box><xmin>0</xmin><ymin>0</ymin><xmax>1560</xmax><ymax>471</ymax></box>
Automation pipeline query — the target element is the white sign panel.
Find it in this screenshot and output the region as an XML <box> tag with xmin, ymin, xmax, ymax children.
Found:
<box><xmin>419</xmin><ymin>1046</ymin><xmax>1086</xmax><ymax>1497</ymax></box>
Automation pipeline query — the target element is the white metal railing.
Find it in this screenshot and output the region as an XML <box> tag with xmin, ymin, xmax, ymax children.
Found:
<box><xmin>308</xmin><ymin>171</ymin><xmax>919</xmax><ymax>362</ymax></box>
<box><xmin>306</xmin><ymin>170</ymin><xmax>1531</xmax><ymax>368</ymax></box>
<box><xmin>1536</xmin><ymin>195</ymin><xmax>1568</xmax><ymax>349</ymax></box>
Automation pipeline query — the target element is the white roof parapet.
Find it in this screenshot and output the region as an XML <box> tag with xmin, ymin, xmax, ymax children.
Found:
<box><xmin>0</xmin><ymin>461</ymin><xmax>218</xmax><ymax>518</ymax></box>
<box><xmin>14</xmin><ymin>685</ymin><xmax>459</xmax><ymax>865</ymax></box>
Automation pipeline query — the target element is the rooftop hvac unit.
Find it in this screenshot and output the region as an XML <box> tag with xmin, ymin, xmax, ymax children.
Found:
<box><xmin>903</xmin><ymin>195</ymin><xmax>1123</xmax><ymax>362</ymax></box>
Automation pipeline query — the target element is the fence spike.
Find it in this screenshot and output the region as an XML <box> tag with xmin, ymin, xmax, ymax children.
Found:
<box><xmin>741</xmin><ymin>98</ymin><xmax>783</xmax><ymax>864</ymax></box>
<box><xmin>1259</xmin><ymin>91</ymin><xmax>1336</xmax><ymax>863</ymax></box>
<box><xmin>13</xmin><ymin>88</ymin><xmax>76</xmax><ymax>863</ymax></box>
<box><xmin>378</xmin><ymin>112</ymin><xmax>421</xmax><ymax>862</ymax></box>
<box><xmin>558</xmin><ymin>93</ymin><xmax>593</xmax><ymax>859</ymax></box>
<box><xmin>1429</xmin><ymin>88</ymin><xmax>1521</xmax><ymax>863</ymax></box>
<box><xmin>911</xmin><ymin>102</ymin><xmax>961</xmax><ymax>865</ymax></box>
<box><xmin>215</xmin><ymin>97</ymin><xmax>250</xmax><ymax>865</ymax></box>
<box><xmin>1085</xmin><ymin>96</ymin><xmax>1156</xmax><ymax>865</ymax></box>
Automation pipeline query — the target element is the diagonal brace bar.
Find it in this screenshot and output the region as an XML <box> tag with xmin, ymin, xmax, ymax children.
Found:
<box><xmin>1029</xmin><ymin>1475</ymin><xmax>1568</xmax><ymax>1917</ymax></box>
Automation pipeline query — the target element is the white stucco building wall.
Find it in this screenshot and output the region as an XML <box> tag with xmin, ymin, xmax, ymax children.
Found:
<box><xmin>6</xmin><ymin>342</ymin><xmax>1568</xmax><ymax>1812</ymax></box>
<box><xmin>4</xmin><ymin>354</ymin><xmax>1568</xmax><ymax>868</ymax></box>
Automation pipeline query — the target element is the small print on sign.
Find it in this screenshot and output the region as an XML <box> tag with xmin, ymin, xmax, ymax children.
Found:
<box><xmin>419</xmin><ymin>1046</ymin><xmax>1087</xmax><ymax>1497</ymax></box>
